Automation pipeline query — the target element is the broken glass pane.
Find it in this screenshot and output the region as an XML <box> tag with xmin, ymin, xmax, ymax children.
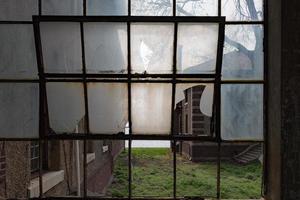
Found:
<box><xmin>222</xmin><ymin>0</ymin><xmax>263</xmax><ymax>21</ymax></box>
<box><xmin>84</xmin><ymin>23</ymin><xmax>127</xmax><ymax>74</ymax></box>
<box><xmin>222</xmin><ymin>25</ymin><xmax>264</xmax><ymax>80</ymax></box>
<box><xmin>0</xmin><ymin>0</ymin><xmax>38</xmax><ymax>21</ymax></box>
<box><xmin>131</xmin><ymin>140</ymin><xmax>173</xmax><ymax>197</ymax></box>
<box><xmin>42</xmin><ymin>0</ymin><xmax>83</xmax><ymax>15</ymax></box>
<box><xmin>0</xmin><ymin>83</ymin><xmax>39</xmax><ymax>138</ymax></box>
<box><xmin>0</xmin><ymin>25</ymin><xmax>37</xmax><ymax>79</ymax></box>
<box><xmin>40</xmin><ymin>22</ymin><xmax>82</xmax><ymax>73</ymax></box>
<box><xmin>221</xmin><ymin>84</ymin><xmax>263</xmax><ymax>140</ymax></box>
<box><xmin>131</xmin><ymin>23</ymin><xmax>174</xmax><ymax>74</ymax></box>
<box><xmin>47</xmin><ymin>82</ymin><xmax>85</xmax><ymax>134</ymax></box>
<box><xmin>177</xmin><ymin>23</ymin><xmax>219</xmax><ymax>74</ymax></box>
<box><xmin>132</xmin><ymin>83</ymin><xmax>172</xmax><ymax>134</ymax></box>
<box><xmin>220</xmin><ymin>142</ymin><xmax>263</xmax><ymax>198</ymax></box>
<box><xmin>88</xmin><ymin>83</ymin><xmax>128</xmax><ymax>134</ymax></box>
<box><xmin>174</xmin><ymin>83</ymin><xmax>214</xmax><ymax>136</ymax></box>
<box><xmin>176</xmin><ymin>0</ymin><xmax>218</xmax><ymax>16</ymax></box>
<box><xmin>176</xmin><ymin>141</ymin><xmax>217</xmax><ymax>198</ymax></box>
<box><xmin>87</xmin><ymin>0</ymin><xmax>128</xmax><ymax>15</ymax></box>
<box><xmin>131</xmin><ymin>0</ymin><xmax>173</xmax><ymax>16</ymax></box>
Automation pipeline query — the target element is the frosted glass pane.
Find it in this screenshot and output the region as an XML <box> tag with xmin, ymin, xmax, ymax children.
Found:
<box><xmin>131</xmin><ymin>23</ymin><xmax>174</xmax><ymax>74</ymax></box>
<box><xmin>222</xmin><ymin>25</ymin><xmax>264</xmax><ymax>80</ymax></box>
<box><xmin>0</xmin><ymin>25</ymin><xmax>37</xmax><ymax>79</ymax></box>
<box><xmin>176</xmin><ymin>0</ymin><xmax>218</xmax><ymax>16</ymax></box>
<box><xmin>0</xmin><ymin>0</ymin><xmax>38</xmax><ymax>21</ymax></box>
<box><xmin>132</xmin><ymin>83</ymin><xmax>172</xmax><ymax>134</ymax></box>
<box><xmin>42</xmin><ymin>0</ymin><xmax>83</xmax><ymax>15</ymax></box>
<box><xmin>47</xmin><ymin>83</ymin><xmax>85</xmax><ymax>133</ymax></box>
<box><xmin>0</xmin><ymin>83</ymin><xmax>39</xmax><ymax>138</ymax></box>
<box><xmin>88</xmin><ymin>83</ymin><xmax>128</xmax><ymax>134</ymax></box>
<box><xmin>222</xmin><ymin>0</ymin><xmax>263</xmax><ymax>21</ymax></box>
<box><xmin>84</xmin><ymin>23</ymin><xmax>127</xmax><ymax>74</ymax></box>
<box><xmin>40</xmin><ymin>22</ymin><xmax>82</xmax><ymax>73</ymax></box>
<box><xmin>174</xmin><ymin>84</ymin><xmax>214</xmax><ymax>136</ymax></box>
<box><xmin>87</xmin><ymin>0</ymin><xmax>127</xmax><ymax>15</ymax></box>
<box><xmin>177</xmin><ymin>23</ymin><xmax>219</xmax><ymax>74</ymax></box>
<box><xmin>221</xmin><ymin>84</ymin><xmax>263</xmax><ymax>140</ymax></box>
<box><xmin>131</xmin><ymin>0</ymin><xmax>172</xmax><ymax>16</ymax></box>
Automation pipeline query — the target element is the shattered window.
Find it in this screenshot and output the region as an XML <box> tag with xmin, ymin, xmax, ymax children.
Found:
<box><xmin>0</xmin><ymin>0</ymin><xmax>265</xmax><ymax>199</ymax></box>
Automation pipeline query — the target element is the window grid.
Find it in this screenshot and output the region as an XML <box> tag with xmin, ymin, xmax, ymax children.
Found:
<box><xmin>0</xmin><ymin>0</ymin><xmax>267</xmax><ymax>199</ymax></box>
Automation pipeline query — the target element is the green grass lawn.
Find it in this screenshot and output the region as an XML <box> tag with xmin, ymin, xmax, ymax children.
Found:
<box><xmin>107</xmin><ymin>148</ymin><xmax>262</xmax><ymax>199</ymax></box>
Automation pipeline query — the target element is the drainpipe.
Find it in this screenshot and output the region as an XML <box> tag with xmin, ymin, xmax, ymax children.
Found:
<box><xmin>75</xmin><ymin>125</ymin><xmax>81</xmax><ymax>196</ymax></box>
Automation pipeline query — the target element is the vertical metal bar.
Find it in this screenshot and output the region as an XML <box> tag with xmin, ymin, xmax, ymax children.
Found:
<box><xmin>218</xmin><ymin>0</ymin><xmax>221</xmax><ymax>17</ymax></box>
<box><xmin>127</xmin><ymin>0</ymin><xmax>132</xmax><ymax>197</ymax></box>
<box><xmin>215</xmin><ymin>21</ymin><xmax>225</xmax><ymax>199</ymax></box>
<box><xmin>262</xmin><ymin>0</ymin><xmax>268</xmax><ymax>196</ymax></box>
<box><xmin>81</xmin><ymin>1</ymin><xmax>88</xmax><ymax>198</ymax></box>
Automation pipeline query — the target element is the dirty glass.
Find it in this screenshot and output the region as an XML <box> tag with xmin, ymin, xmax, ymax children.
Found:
<box><xmin>84</xmin><ymin>23</ymin><xmax>127</xmax><ymax>74</ymax></box>
<box><xmin>132</xmin><ymin>83</ymin><xmax>172</xmax><ymax>135</ymax></box>
<box><xmin>0</xmin><ymin>83</ymin><xmax>39</xmax><ymax>138</ymax></box>
<box><xmin>42</xmin><ymin>0</ymin><xmax>83</xmax><ymax>15</ymax></box>
<box><xmin>221</xmin><ymin>84</ymin><xmax>263</xmax><ymax>140</ymax></box>
<box><xmin>222</xmin><ymin>0</ymin><xmax>263</xmax><ymax>21</ymax></box>
<box><xmin>174</xmin><ymin>83</ymin><xmax>214</xmax><ymax>136</ymax></box>
<box><xmin>131</xmin><ymin>0</ymin><xmax>173</xmax><ymax>16</ymax></box>
<box><xmin>0</xmin><ymin>0</ymin><xmax>38</xmax><ymax>21</ymax></box>
<box><xmin>0</xmin><ymin>24</ymin><xmax>37</xmax><ymax>79</ymax></box>
<box><xmin>176</xmin><ymin>0</ymin><xmax>218</xmax><ymax>16</ymax></box>
<box><xmin>131</xmin><ymin>23</ymin><xmax>174</xmax><ymax>74</ymax></box>
<box><xmin>177</xmin><ymin>23</ymin><xmax>219</xmax><ymax>74</ymax></box>
<box><xmin>222</xmin><ymin>25</ymin><xmax>264</xmax><ymax>80</ymax></box>
<box><xmin>40</xmin><ymin>22</ymin><xmax>82</xmax><ymax>73</ymax></box>
<box><xmin>88</xmin><ymin>83</ymin><xmax>128</xmax><ymax>134</ymax></box>
<box><xmin>87</xmin><ymin>0</ymin><xmax>128</xmax><ymax>15</ymax></box>
<box><xmin>47</xmin><ymin>82</ymin><xmax>85</xmax><ymax>133</ymax></box>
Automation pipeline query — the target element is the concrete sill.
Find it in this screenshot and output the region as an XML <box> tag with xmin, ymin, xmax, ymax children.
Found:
<box><xmin>86</xmin><ymin>152</ymin><xmax>95</xmax><ymax>164</ymax></box>
<box><xmin>28</xmin><ymin>170</ymin><xmax>64</xmax><ymax>198</ymax></box>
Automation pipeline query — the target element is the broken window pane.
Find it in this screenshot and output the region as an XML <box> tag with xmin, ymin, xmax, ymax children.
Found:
<box><xmin>131</xmin><ymin>0</ymin><xmax>173</xmax><ymax>16</ymax></box>
<box><xmin>222</xmin><ymin>25</ymin><xmax>264</xmax><ymax>80</ymax></box>
<box><xmin>42</xmin><ymin>0</ymin><xmax>83</xmax><ymax>15</ymax></box>
<box><xmin>88</xmin><ymin>140</ymin><xmax>128</xmax><ymax>197</ymax></box>
<box><xmin>0</xmin><ymin>0</ymin><xmax>38</xmax><ymax>21</ymax></box>
<box><xmin>0</xmin><ymin>83</ymin><xmax>39</xmax><ymax>138</ymax></box>
<box><xmin>220</xmin><ymin>142</ymin><xmax>263</xmax><ymax>198</ymax></box>
<box><xmin>131</xmin><ymin>140</ymin><xmax>172</xmax><ymax>197</ymax></box>
<box><xmin>0</xmin><ymin>25</ymin><xmax>37</xmax><ymax>79</ymax></box>
<box><xmin>174</xmin><ymin>84</ymin><xmax>214</xmax><ymax>136</ymax></box>
<box><xmin>176</xmin><ymin>141</ymin><xmax>217</xmax><ymax>198</ymax></box>
<box><xmin>176</xmin><ymin>0</ymin><xmax>218</xmax><ymax>16</ymax></box>
<box><xmin>47</xmin><ymin>82</ymin><xmax>85</xmax><ymax>134</ymax></box>
<box><xmin>131</xmin><ymin>23</ymin><xmax>174</xmax><ymax>74</ymax></box>
<box><xmin>40</xmin><ymin>22</ymin><xmax>82</xmax><ymax>73</ymax></box>
<box><xmin>221</xmin><ymin>84</ymin><xmax>263</xmax><ymax>140</ymax></box>
<box><xmin>221</xmin><ymin>0</ymin><xmax>263</xmax><ymax>21</ymax></box>
<box><xmin>177</xmin><ymin>23</ymin><xmax>219</xmax><ymax>74</ymax></box>
<box><xmin>87</xmin><ymin>0</ymin><xmax>128</xmax><ymax>15</ymax></box>
<box><xmin>132</xmin><ymin>83</ymin><xmax>172</xmax><ymax>135</ymax></box>
<box><xmin>84</xmin><ymin>23</ymin><xmax>127</xmax><ymax>74</ymax></box>
<box><xmin>88</xmin><ymin>83</ymin><xmax>128</xmax><ymax>134</ymax></box>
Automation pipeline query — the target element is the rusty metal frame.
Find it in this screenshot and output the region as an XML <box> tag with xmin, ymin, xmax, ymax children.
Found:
<box><xmin>0</xmin><ymin>0</ymin><xmax>268</xmax><ymax>199</ymax></box>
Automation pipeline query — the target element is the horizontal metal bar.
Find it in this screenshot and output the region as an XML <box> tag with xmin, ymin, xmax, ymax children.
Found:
<box><xmin>221</xmin><ymin>80</ymin><xmax>265</xmax><ymax>84</ymax></box>
<box><xmin>0</xmin><ymin>21</ymin><xmax>33</xmax><ymax>24</ymax></box>
<box><xmin>33</xmin><ymin>15</ymin><xmax>226</xmax><ymax>23</ymax></box>
<box><xmin>44</xmin><ymin>73</ymin><xmax>217</xmax><ymax>79</ymax></box>
<box><xmin>44</xmin><ymin>79</ymin><xmax>216</xmax><ymax>83</ymax></box>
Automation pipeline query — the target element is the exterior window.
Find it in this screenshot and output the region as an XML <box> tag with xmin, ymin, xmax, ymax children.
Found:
<box><xmin>30</xmin><ymin>141</ymin><xmax>39</xmax><ymax>173</ymax></box>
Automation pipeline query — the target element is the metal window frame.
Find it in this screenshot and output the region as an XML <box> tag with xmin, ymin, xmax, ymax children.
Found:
<box><xmin>0</xmin><ymin>0</ymin><xmax>268</xmax><ymax>199</ymax></box>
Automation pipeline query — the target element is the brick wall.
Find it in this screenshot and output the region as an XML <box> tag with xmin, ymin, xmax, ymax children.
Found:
<box><xmin>281</xmin><ymin>0</ymin><xmax>300</xmax><ymax>199</ymax></box>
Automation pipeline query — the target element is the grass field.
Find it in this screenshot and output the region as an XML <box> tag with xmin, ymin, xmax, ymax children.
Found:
<box><xmin>107</xmin><ymin>148</ymin><xmax>262</xmax><ymax>199</ymax></box>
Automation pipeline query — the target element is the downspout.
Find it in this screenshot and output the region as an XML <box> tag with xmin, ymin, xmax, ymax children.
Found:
<box><xmin>75</xmin><ymin>125</ymin><xmax>81</xmax><ymax>196</ymax></box>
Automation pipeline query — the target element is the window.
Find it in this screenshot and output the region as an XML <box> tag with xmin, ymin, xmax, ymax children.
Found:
<box><xmin>0</xmin><ymin>0</ymin><xmax>266</xmax><ymax>199</ymax></box>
